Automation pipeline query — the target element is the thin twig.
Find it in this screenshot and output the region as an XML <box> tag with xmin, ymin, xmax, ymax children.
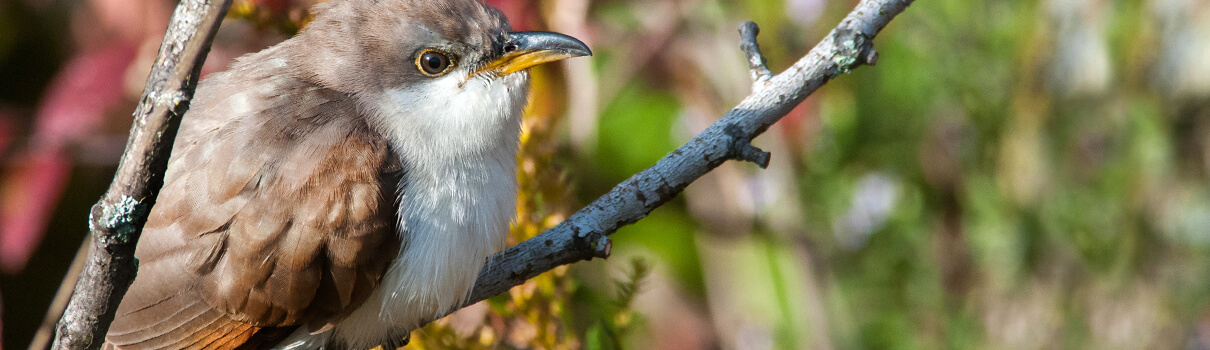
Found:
<box><xmin>739</xmin><ymin>21</ymin><xmax>774</xmax><ymax>85</ymax></box>
<box><xmin>30</xmin><ymin>239</ymin><xmax>89</xmax><ymax>350</ymax></box>
<box><xmin>51</xmin><ymin>0</ymin><xmax>232</xmax><ymax>348</ymax></box>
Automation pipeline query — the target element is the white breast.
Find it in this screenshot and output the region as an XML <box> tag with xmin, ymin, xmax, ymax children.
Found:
<box><xmin>275</xmin><ymin>71</ymin><xmax>530</xmax><ymax>349</ymax></box>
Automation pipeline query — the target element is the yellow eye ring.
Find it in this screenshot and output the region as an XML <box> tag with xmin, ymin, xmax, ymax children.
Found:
<box><xmin>416</xmin><ymin>49</ymin><xmax>455</xmax><ymax>77</ymax></box>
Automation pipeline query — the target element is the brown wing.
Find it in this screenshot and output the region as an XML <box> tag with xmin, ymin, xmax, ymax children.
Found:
<box><xmin>105</xmin><ymin>58</ymin><xmax>401</xmax><ymax>349</ymax></box>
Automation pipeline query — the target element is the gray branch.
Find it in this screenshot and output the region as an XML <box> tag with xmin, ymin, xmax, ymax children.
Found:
<box><xmin>740</xmin><ymin>21</ymin><xmax>774</xmax><ymax>85</ymax></box>
<box><xmin>51</xmin><ymin>0</ymin><xmax>232</xmax><ymax>348</ymax></box>
<box><xmin>432</xmin><ymin>0</ymin><xmax>916</xmax><ymax>329</ymax></box>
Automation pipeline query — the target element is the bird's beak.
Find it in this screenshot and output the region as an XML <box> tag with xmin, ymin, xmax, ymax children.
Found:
<box><xmin>475</xmin><ymin>31</ymin><xmax>591</xmax><ymax>77</ymax></box>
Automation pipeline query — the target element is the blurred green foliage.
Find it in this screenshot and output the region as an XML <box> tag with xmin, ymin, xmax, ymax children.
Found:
<box><xmin>568</xmin><ymin>0</ymin><xmax>1210</xmax><ymax>348</ymax></box>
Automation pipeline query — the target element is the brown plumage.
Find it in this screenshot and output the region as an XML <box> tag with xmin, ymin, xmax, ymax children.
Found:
<box><xmin>106</xmin><ymin>42</ymin><xmax>402</xmax><ymax>349</ymax></box>
<box><xmin>103</xmin><ymin>0</ymin><xmax>589</xmax><ymax>348</ymax></box>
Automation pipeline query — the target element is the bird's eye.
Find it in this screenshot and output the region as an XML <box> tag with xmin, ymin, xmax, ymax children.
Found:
<box><xmin>416</xmin><ymin>50</ymin><xmax>453</xmax><ymax>76</ymax></box>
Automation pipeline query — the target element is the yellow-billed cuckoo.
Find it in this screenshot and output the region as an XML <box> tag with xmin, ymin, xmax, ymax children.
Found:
<box><xmin>101</xmin><ymin>0</ymin><xmax>589</xmax><ymax>348</ymax></box>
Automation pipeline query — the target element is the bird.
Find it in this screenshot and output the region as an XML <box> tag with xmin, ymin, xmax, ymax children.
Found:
<box><xmin>101</xmin><ymin>0</ymin><xmax>589</xmax><ymax>348</ymax></box>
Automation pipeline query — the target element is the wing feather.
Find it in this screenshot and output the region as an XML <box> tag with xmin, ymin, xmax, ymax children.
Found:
<box><xmin>105</xmin><ymin>53</ymin><xmax>401</xmax><ymax>349</ymax></box>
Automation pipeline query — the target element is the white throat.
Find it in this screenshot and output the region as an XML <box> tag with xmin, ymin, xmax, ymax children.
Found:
<box><xmin>279</xmin><ymin>72</ymin><xmax>530</xmax><ymax>349</ymax></box>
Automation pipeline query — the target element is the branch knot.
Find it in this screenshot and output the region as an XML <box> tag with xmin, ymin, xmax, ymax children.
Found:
<box><xmin>88</xmin><ymin>196</ymin><xmax>148</xmax><ymax>246</ymax></box>
<box><xmin>829</xmin><ymin>27</ymin><xmax>878</xmax><ymax>73</ymax></box>
<box><xmin>569</xmin><ymin>224</ymin><xmax>612</xmax><ymax>260</ymax></box>
<box><xmin>724</xmin><ymin>124</ymin><xmax>772</xmax><ymax>168</ymax></box>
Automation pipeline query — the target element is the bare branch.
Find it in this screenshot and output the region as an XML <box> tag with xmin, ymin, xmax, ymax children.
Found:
<box><xmin>425</xmin><ymin>0</ymin><xmax>916</xmax><ymax>329</ymax></box>
<box><xmin>31</xmin><ymin>239</ymin><xmax>89</xmax><ymax>350</ymax></box>
<box><xmin>739</xmin><ymin>21</ymin><xmax>774</xmax><ymax>85</ymax></box>
<box><xmin>52</xmin><ymin>0</ymin><xmax>232</xmax><ymax>348</ymax></box>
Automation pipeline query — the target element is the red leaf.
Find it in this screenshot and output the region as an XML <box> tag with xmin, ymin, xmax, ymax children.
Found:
<box><xmin>0</xmin><ymin>44</ymin><xmax>136</xmax><ymax>273</ymax></box>
<box><xmin>33</xmin><ymin>44</ymin><xmax>136</xmax><ymax>148</ymax></box>
<box><xmin>485</xmin><ymin>0</ymin><xmax>539</xmax><ymax>31</ymax></box>
<box><xmin>0</xmin><ymin>150</ymin><xmax>71</xmax><ymax>273</ymax></box>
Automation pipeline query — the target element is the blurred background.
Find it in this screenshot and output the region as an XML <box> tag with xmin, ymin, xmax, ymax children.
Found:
<box><xmin>2</xmin><ymin>0</ymin><xmax>1210</xmax><ymax>348</ymax></box>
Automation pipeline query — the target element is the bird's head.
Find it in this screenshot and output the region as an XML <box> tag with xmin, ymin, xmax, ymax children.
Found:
<box><xmin>291</xmin><ymin>0</ymin><xmax>590</xmax><ymax>156</ymax></box>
